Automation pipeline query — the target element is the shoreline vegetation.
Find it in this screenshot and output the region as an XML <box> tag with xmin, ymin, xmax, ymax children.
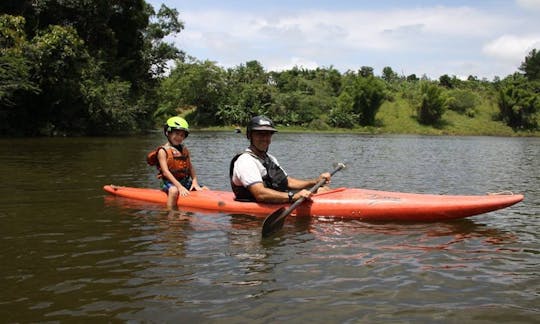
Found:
<box><xmin>2</xmin><ymin>3</ymin><xmax>539</xmax><ymax>137</ymax></box>
<box><xmin>197</xmin><ymin>99</ymin><xmax>540</xmax><ymax>137</ymax></box>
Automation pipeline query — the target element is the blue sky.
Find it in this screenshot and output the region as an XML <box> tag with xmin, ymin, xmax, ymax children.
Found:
<box><xmin>147</xmin><ymin>0</ymin><xmax>540</xmax><ymax>79</ymax></box>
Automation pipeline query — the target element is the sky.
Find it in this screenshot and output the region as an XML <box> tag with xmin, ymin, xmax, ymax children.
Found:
<box><xmin>146</xmin><ymin>0</ymin><xmax>540</xmax><ymax>80</ymax></box>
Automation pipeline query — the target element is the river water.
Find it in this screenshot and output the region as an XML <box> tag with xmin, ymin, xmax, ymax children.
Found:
<box><xmin>1</xmin><ymin>132</ymin><xmax>538</xmax><ymax>322</ymax></box>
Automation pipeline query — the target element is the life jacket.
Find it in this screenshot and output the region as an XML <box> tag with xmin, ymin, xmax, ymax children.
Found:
<box><xmin>229</xmin><ymin>151</ymin><xmax>288</xmax><ymax>201</ymax></box>
<box><xmin>147</xmin><ymin>144</ymin><xmax>191</xmax><ymax>180</ymax></box>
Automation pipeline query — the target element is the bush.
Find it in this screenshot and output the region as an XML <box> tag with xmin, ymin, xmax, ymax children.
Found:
<box><xmin>417</xmin><ymin>82</ymin><xmax>447</xmax><ymax>125</ymax></box>
<box><xmin>329</xmin><ymin>91</ymin><xmax>356</xmax><ymax>128</ymax></box>
<box><xmin>308</xmin><ymin>118</ymin><xmax>330</xmax><ymax>130</ymax></box>
<box><xmin>352</xmin><ymin>76</ymin><xmax>386</xmax><ymax>126</ymax></box>
<box><xmin>447</xmin><ymin>89</ymin><xmax>478</xmax><ymax>112</ymax></box>
<box><xmin>446</xmin><ymin>89</ymin><xmax>478</xmax><ymax>117</ymax></box>
<box><xmin>498</xmin><ymin>74</ymin><xmax>540</xmax><ymax>130</ymax></box>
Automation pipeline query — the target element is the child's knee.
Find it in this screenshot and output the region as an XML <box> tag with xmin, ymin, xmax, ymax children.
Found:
<box><xmin>168</xmin><ymin>186</ymin><xmax>179</xmax><ymax>196</ymax></box>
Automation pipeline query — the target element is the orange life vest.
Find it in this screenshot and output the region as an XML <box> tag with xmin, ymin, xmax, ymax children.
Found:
<box><xmin>147</xmin><ymin>145</ymin><xmax>191</xmax><ymax>180</ymax></box>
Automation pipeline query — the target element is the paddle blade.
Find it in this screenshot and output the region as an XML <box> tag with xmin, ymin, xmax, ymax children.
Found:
<box><xmin>262</xmin><ymin>207</ymin><xmax>287</xmax><ymax>238</ymax></box>
<box><xmin>333</xmin><ymin>162</ymin><xmax>347</xmax><ymax>172</ymax></box>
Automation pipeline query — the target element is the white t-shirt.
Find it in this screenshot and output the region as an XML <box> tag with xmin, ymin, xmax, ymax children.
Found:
<box><xmin>231</xmin><ymin>149</ymin><xmax>288</xmax><ymax>188</ymax></box>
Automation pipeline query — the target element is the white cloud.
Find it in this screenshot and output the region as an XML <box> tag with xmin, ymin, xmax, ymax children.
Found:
<box><xmin>170</xmin><ymin>3</ymin><xmax>539</xmax><ymax>78</ymax></box>
<box><xmin>483</xmin><ymin>34</ymin><xmax>540</xmax><ymax>62</ymax></box>
<box><xmin>516</xmin><ymin>0</ymin><xmax>540</xmax><ymax>11</ymax></box>
<box><xmin>183</xmin><ymin>7</ymin><xmax>501</xmax><ymax>54</ymax></box>
<box><xmin>267</xmin><ymin>57</ymin><xmax>319</xmax><ymax>72</ymax></box>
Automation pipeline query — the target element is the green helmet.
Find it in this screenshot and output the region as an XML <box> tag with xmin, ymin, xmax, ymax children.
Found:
<box><xmin>164</xmin><ymin>116</ymin><xmax>189</xmax><ymax>137</ymax></box>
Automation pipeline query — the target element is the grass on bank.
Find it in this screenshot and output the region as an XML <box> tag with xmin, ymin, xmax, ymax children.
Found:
<box><xmin>199</xmin><ymin>99</ymin><xmax>539</xmax><ymax>137</ymax></box>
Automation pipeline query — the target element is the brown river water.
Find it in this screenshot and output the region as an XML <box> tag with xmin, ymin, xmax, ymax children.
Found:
<box><xmin>1</xmin><ymin>132</ymin><xmax>538</xmax><ymax>322</ymax></box>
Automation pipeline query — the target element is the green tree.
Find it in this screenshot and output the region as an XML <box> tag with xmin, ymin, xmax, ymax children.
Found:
<box><xmin>498</xmin><ymin>73</ymin><xmax>539</xmax><ymax>130</ymax></box>
<box><xmin>359</xmin><ymin>66</ymin><xmax>374</xmax><ymax>78</ymax></box>
<box><xmin>329</xmin><ymin>91</ymin><xmax>356</xmax><ymax>128</ymax></box>
<box><xmin>407</xmin><ymin>74</ymin><xmax>419</xmax><ymax>82</ymax></box>
<box><xmin>382</xmin><ymin>66</ymin><xmax>399</xmax><ymax>83</ymax></box>
<box><xmin>145</xmin><ymin>5</ymin><xmax>185</xmax><ymax>77</ymax></box>
<box><xmin>271</xmin><ymin>92</ymin><xmax>303</xmax><ymax>125</ymax></box>
<box><xmin>157</xmin><ymin>59</ymin><xmax>226</xmax><ymax>126</ymax></box>
<box><xmin>446</xmin><ymin>89</ymin><xmax>478</xmax><ymax>117</ymax></box>
<box><xmin>83</xmin><ymin>78</ymin><xmax>141</xmax><ymax>135</ymax></box>
<box><xmin>416</xmin><ymin>82</ymin><xmax>447</xmax><ymax>125</ymax></box>
<box><xmin>0</xmin><ymin>1</ymin><xmax>184</xmax><ymax>136</ymax></box>
<box><xmin>343</xmin><ymin>74</ymin><xmax>386</xmax><ymax>126</ymax></box>
<box><xmin>0</xmin><ymin>15</ymin><xmax>39</xmax><ymax>113</ymax></box>
<box><xmin>264</xmin><ymin>66</ymin><xmax>338</xmax><ymax>126</ymax></box>
<box><xmin>221</xmin><ymin>60</ymin><xmax>273</xmax><ymax>125</ymax></box>
<box><xmin>269</xmin><ymin>67</ymin><xmax>303</xmax><ymax>93</ymax></box>
<box><xmin>439</xmin><ymin>74</ymin><xmax>454</xmax><ymax>88</ymax></box>
<box><xmin>224</xmin><ymin>82</ymin><xmax>273</xmax><ymax>124</ymax></box>
<box><xmin>30</xmin><ymin>25</ymin><xmax>92</xmax><ymax>134</ymax></box>
<box><xmin>317</xmin><ymin>66</ymin><xmax>342</xmax><ymax>96</ymax></box>
<box><xmin>519</xmin><ymin>48</ymin><xmax>540</xmax><ymax>81</ymax></box>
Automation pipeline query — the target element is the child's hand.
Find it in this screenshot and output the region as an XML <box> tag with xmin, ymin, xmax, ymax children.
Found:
<box><xmin>190</xmin><ymin>179</ymin><xmax>207</xmax><ymax>191</ymax></box>
<box><xmin>178</xmin><ymin>185</ymin><xmax>190</xmax><ymax>196</ymax></box>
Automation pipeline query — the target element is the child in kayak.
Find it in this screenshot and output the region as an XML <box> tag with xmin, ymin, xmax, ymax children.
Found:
<box><xmin>148</xmin><ymin>116</ymin><xmax>207</xmax><ymax>209</ymax></box>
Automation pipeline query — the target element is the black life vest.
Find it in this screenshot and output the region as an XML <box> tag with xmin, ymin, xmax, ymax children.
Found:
<box><xmin>229</xmin><ymin>151</ymin><xmax>289</xmax><ymax>201</ymax></box>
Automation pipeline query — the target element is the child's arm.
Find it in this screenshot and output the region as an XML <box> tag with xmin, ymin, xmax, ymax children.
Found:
<box><xmin>190</xmin><ymin>166</ymin><xmax>205</xmax><ymax>190</ymax></box>
<box><xmin>188</xmin><ymin>157</ymin><xmax>203</xmax><ymax>190</ymax></box>
<box><xmin>185</xmin><ymin>149</ymin><xmax>206</xmax><ymax>190</ymax></box>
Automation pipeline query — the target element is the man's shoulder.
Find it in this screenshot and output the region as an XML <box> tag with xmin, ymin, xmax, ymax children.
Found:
<box><xmin>235</xmin><ymin>151</ymin><xmax>258</xmax><ymax>164</ymax></box>
<box><xmin>233</xmin><ymin>148</ymin><xmax>255</xmax><ymax>159</ymax></box>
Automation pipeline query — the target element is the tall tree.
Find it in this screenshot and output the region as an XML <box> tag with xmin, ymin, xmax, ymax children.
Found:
<box><xmin>157</xmin><ymin>59</ymin><xmax>226</xmax><ymax>126</ymax></box>
<box><xmin>439</xmin><ymin>74</ymin><xmax>454</xmax><ymax>88</ymax></box>
<box><xmin>382</xmin><ymin>66</ymin><xmax>399</xmax><ymax>83</ymax></box>
<box><xmin>519</xmin><ymin>48</ymin><xmax>540</xmax><ymax>81</ymax></box>
<box><xmin>498</xmin><ymin>73</ymin><xmax>539</xmax><ymax>130</ymax></box>
<box><xmin>145</xmin><ymin>5</ymin><xmax>184</xmax><ymax>77</ymax></box>
<box><xmin>0</xmin><ymin>1</ymin><xmax>184</xmax><ymax>136</ymax></box>
<box><xmin>359</xmin><ymin>66</ymin><xmax>374</xmax><ymax>78</ymax></box>
<box><xmin>416</xmin><ymin>82</ymin><xmax>447</xmax><ymax>125</ymax></box>
<box><xmin>30</xmin><ymin>24</ymin><xmax>91</xmax><ymax>135</ymax></box>
<box><xmin>329</xmin><ymin>91</ymin><xmax>356</xmax><ymax>128</ymax></box>
<box><xmin>0</xmin><ymin>15</ymin><xmax>38</xmax><ymax>107</ymax></box>
<box><xmin>342</xmin><ymin>73</ymin><xmax>386</xmax><ymax>126</ymax></box>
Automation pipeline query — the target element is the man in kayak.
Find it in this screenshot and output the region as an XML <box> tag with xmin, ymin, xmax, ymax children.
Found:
<box><xmin>230</xmin><ymin>115</ymin><xmax>331</xmax><ymax>203</ymax></box>
<box><xmin>149</xmin><ymin>116</ymin><xmax>207</xmax><ymax>209</ymax></box>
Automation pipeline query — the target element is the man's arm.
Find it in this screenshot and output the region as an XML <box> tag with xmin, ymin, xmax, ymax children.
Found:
<box><xmin>248</xmin><ymin>182</ymin><xmax>292</xmax><ymax>203</ymax></box>
<box><xmin>248</xmin><ymin>171</ymin><xmax>331</xmax><ymax>203</ymax></box>
<box><xmin>287</xmin><ymin>173</ymin><xmax>331</xmax><ymax>190</ymax></box>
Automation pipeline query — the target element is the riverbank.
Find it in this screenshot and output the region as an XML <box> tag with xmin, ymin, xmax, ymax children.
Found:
<box><xmin>200</xmin><ymin>98</ymin><xmax>540</xmax><ymax>137</ymax></box>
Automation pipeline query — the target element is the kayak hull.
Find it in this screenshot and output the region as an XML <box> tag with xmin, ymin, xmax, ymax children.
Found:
<box><xmin>103</xmin><ymin>185</ymin><xmax>523</xmax><ymax>221</ymax></box>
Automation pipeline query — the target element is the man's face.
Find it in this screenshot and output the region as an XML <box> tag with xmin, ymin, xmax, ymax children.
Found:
<box><xmin>250</xmin><ymin>130</ymin><xmax>274</xmax><ymax>152</ymax></box>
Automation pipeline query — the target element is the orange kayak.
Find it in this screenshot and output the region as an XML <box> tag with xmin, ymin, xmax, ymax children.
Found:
<box><xmin>103</xmin><ymin>185</ymin><xmax>523</xmax><ymax>221</ymax></box>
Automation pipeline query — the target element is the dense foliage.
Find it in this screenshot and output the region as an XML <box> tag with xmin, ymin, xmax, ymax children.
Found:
<box><xmin>157</xmin><ymin>58</ymin><xmax>539</xmax><ymax>132</ymax></box>
<box><xmin>416</xmin><ymin>82</ymin><xmax>447</xmax><ymax>125</ymax></box>
<box><xmin>1</xmin><ymin>0</ymin><xmax>183</xmax><ymax>136</ymax></box>
<box><xmin>1</xmin><ymin>1</ymin><xmax>539</xmax><ymax>136</ymax></box>
<box><xmin>497</xmin><ymin>73</ymin><xmax>540</xmax><ymax>130</ymax></box>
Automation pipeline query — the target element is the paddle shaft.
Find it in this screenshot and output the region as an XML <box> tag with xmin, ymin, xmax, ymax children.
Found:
<box><xmin>283</xmin><ymin>169</ymin><xmax>338</xmax><ymax>214</ymax></box>
<box><xmin>262</xmin><ymin>163</ymin><xmax>345</xmax><ymax>236</ymax></box>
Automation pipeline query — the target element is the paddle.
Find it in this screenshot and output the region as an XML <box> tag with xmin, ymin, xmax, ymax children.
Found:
<box><xmin>262</xmin><ymin>162</ymin><xmax>346</xmax><ymax>237</ymax></box>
